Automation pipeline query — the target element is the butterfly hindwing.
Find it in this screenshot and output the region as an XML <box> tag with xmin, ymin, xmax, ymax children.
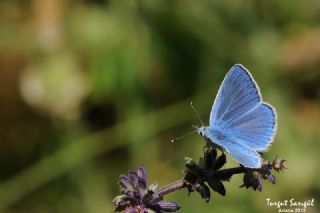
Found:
<box><xmin>202</xmin><ymin>127</ymin><xmax>263</xmax><ymax>168</ymax></box>
<box><xmin>226</xmin><ymin>103</ymin><xmax>277</xmax><ymax>152</ymax></box>
<box><xmin>221</xmin><ymin>139</ymin><xmax>262</xmax><ymax>168</ymax></box>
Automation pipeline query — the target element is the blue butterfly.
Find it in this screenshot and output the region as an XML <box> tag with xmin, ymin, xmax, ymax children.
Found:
<box><xmin>197</xmin><ymin>64</ymin><xmax>277</xmax><ymax>168</ymax></box>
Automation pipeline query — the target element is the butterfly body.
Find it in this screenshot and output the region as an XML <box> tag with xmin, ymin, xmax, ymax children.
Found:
<box><xmin>198</xmin><ymin>126</ymin><xmax>227</xmax><ymax>142</ymax></box>
<box><xmin>198</xmin><ymin>64</ymin><xmax>277</xmax><ymax>169</ymax></box>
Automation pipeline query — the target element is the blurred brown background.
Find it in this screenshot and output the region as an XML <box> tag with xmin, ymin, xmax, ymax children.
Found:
<box><xmin>0</xmin><ymin>0</ymin><xmax>319</xmax><ymax>212</ymax></box>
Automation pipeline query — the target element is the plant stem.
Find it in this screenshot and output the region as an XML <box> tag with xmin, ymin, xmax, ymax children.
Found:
<box><xmin>155</xmin><ymin>167</ymin><xmax>245</xmax><ymax>197</ymax></box>
<box><xmin>216</xmin><ymin>166</ymin><xmax>245</xmax><ymax>176</ymax></box>
<box><xmin>155</xmin><ymin>180</ymin><xmax>186</xmax><ymax>197</ymax></box>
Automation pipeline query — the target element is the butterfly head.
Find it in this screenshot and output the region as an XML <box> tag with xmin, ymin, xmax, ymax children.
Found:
<box><xmin>195</xmin><ymin>126</ymin><xmax>206</xmax><ymax>137</ymax></box>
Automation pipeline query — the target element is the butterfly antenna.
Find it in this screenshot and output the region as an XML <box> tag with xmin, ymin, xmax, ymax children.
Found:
<box><xmin>171</xmin><ymin>130</ymin><xmax>197</xmax><ymax>143</ymax></box>
<box><xmin>190</xmin><ymin>102</ymin><xmax>204</xmax><ymax>127</ymax></box>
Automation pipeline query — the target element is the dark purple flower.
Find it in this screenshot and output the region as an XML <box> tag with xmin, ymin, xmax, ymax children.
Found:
<box><xmin>241</xmin><ymin>158</ymin><xmax>285</xmax><ymax>192</ymax></box>
<box><xmin>260</xmin><ymin>163</ymin><xmax>277</xmax><ymax>184</ymax></box>
<box><xmin>272</xmin><ymin>157</ymin><xmax>287</xmax><ymax>172</ymax></box>
<box><xmin>113</xmin><ymin>166</ymin><xmax>180</xmax><ymax>212</ymax></box>
<box><xmin>241</xmin><ymin>170</ymin><xmax>263</xmax><ymax>192</ymax></box>
<box><xmin>184</xmin><ymin>147</ymin><xmax>229</xmax><ymax>202</ymax></box>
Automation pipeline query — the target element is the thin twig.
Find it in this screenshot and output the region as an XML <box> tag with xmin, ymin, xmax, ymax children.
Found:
<box><xmin>215</xmin><ymin>167</ymin><xmax>245</xmax><ymax>176</ymax></box>
<box><xmin>155</xmin><ymin>167</ymin><xmax>245</xmax><ymax>197</ymax></box>
<box><xmin>155</xmin><ymin>180</ymin><xmax>186</xmax><ymax>197</ymax></box>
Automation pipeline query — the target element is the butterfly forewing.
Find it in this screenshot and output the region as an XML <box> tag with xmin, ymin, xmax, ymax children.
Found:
<box><xmin>210</xmin><ymin>65</ymin><xmax>261</xmax><ymax>127</ymax></box>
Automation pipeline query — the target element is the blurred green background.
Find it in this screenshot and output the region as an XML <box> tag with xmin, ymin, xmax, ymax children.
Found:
<box><xmin>0</xmin><ymin>0</ymin><xmax>319</xmax><ymax>212</ymax></box>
